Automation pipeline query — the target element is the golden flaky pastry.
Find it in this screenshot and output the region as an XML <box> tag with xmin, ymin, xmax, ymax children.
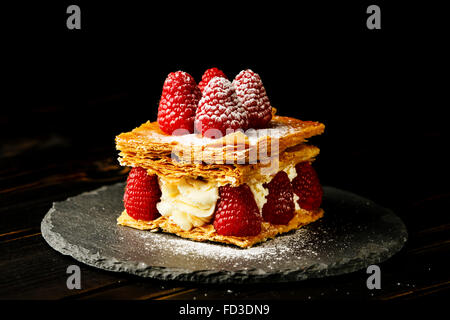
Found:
<box><xmin>117</xmin><ymin>208</ymin><xmax>324</xmax><ymax>248</ymax></box>
<box><xmin>116</xmin><ymin>113</ymin><xmax>325</xmax><ymax>166</ymax></box>
<box><xmin>119</xmin><ymin>142</ymin><xmax>320</xmax><ymax>186</ymax></box>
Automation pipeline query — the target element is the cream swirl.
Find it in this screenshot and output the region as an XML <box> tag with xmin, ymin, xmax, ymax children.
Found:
<box><xmin>156</xmin><ymin>177</ymin><xmax>219</xmax><ymax>231</ymax></box>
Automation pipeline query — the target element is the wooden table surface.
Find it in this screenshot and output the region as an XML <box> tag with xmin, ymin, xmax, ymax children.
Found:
<box><xmin>0</xmin><ymin>92</ymin><xmax>448</xmax><ymax>302</ymax></box>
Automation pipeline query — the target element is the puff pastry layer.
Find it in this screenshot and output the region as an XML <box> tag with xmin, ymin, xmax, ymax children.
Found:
<box><xmin>116</xmin><ymin>114</ymin><xmax>325</xmax><ymax>166</ymax></box>
<box><xmin>119</xmin><ymin>142</ymin><xmax>319</xmax><ymax>187</ymax></box>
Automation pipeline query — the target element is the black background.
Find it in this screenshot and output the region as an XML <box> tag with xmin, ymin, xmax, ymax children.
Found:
<box><xmin>0</xmin><ymin>0</ymin><xmax>449</xmax><ymax>305</ymax></box>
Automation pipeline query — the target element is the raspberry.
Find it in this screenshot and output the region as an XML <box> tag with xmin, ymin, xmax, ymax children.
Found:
<box><xmin>157</xmin><ymin>71</ymin><xmax>201</xmax><ymax>135</ymax></box>
<box><xmin>233</xmin><ymin>69</ymin><xmax>272</xmax><ymax>129</ymax></box>
<box><xmin>195</xmin><ymin>77</ymin><xmax>249</xmax><ymax>138</ymax></box>
<box><xmin>291</xmin><ymin>162</ymin><xmax>323</xmax><ymax>211</ymax></box>
<box><xmin>213</xmin><ymin>184</ymin><xmax>262</xmax><ymax>237</ymax></box>
<box><xmin>198</xmin><ymin>67</ymin><xmax>227</xmax><ymax>93</ymax></box>
<box><xmin>262</xmin><ymin>171</ymin><xmax>295</xmax><ymax>225</ymax></box>
<box><xmin>123</xmin><ymin>167</ymin><xmax>161</xmax><ymax>221</ymax></box>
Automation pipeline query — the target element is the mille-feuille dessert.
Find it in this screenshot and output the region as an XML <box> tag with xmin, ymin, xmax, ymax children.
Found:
<box><xmin>116</xmin><ymin>68</ymin><xmax>325</xmax><ymax>248</ymax></box>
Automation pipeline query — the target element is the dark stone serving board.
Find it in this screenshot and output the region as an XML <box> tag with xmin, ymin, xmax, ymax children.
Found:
<box><xmin>41</xmin><ymin>182</ymin><xmax>408</xmax><ymax>283</ymax></box>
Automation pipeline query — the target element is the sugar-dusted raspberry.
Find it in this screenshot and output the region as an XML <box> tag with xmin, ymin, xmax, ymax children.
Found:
<box><xmin>213</xmin><ymin>184</ymin><xmax>262</xmax><ymax>237</ymax></box>
<box><xmin>262</xmin><ymin>171</ymin><xmax>296</xmax><ymax>225</ymax></box>
<box><xmin>233</xmin><ymin>69</ymin><xmax>272</xmax><ymax>129</ymax></box>
<box><xmin>198</xmin><ymin>67</ymin><xmax>227</xmax><ymax>93</ymax></box>
<box><xmin>123</xmin><ymin>167</ymin><xmax>161</xmax><ymax>221</ymax></box>
<box><xmin>157</xmin><ymin>71</ymin><xmax>201</xmax><ymax>135</ymax></box>
<box><xmin>194</xmin><ymin>77</ymin><xmax>249</xmax><ymax>138</ymax></box>
<box><xmin>292</xmin><ymin>162</ymin><xmax>323</xmax><ymax>211</ymax></box>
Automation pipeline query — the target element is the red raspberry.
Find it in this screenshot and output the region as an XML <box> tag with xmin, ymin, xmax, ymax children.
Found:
<box><xmin>123</xmin><ymin>167</ymin><xmax>161</xmax><ymax>221</ymax></box>
<box><xmin>198</xmin><ymin>67</ymin><xmax>227</xmax><ymax>93</ymax></box>
<box><xmin>213</xmin><ymin>184</ymin><xmax>262</xmax><ymax>237</ymax></box>
<box><xmin>157</xmin><ymin>71</ymin><xmax>201</xmax><ymax>135</ymax></box>
<box><xmin>233</xmin><ymin>69</ymin><xmax>272</xmax><ymax>129</ymax></box>
<box><xmin>195</xmin><ymin>77</ymin><xmax>249</xmax><ymax>138</ymax></box>
<box><xmin>291</xmin><ymin>162</ymin><xmax>323</xmax><ymax>211</ymax></box>
<box><xmin>262</xmin><ymin>171</ymin><xmax>295</xmax><ymax>225</ymax></box>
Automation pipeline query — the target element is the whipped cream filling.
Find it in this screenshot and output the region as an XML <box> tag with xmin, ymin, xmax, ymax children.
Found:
<box><xmin>282</xmin><ymin>164</ymin><xmax>301</xmax><ymax>211</ymax></box>
<box><xmin>156</xmin><ymin>177</ymin><xmax>219</xmax><ymax>231</ymax></box>
<box><xmin>156</xmin><ymin>163</ymin><xmax>301</xmax><ymax>231</ymax></box>
<box><xmin>287</xmin><ymin>165</ymin><xmax>301</xmax><ymax>211</ymax></box>
<box><xmin>248</xmin><ymin>177</ymin><xmax>270</xmax><ymax>212</ymax></box>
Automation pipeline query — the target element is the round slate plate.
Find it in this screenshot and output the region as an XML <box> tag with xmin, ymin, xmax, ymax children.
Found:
<box><xmin>41</xmin><ymin>182</ymin><xmax>407</xmax><ymax>283</ymax></box>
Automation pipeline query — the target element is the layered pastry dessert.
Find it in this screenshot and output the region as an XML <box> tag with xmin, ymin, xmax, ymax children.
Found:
<box><xmin>116</xmin><ymin>68</ymin><xmax>325</xmax><ymax>248</ymax></box>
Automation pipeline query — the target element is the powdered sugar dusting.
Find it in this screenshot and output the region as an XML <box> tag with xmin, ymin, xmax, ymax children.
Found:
<box><xmin>245</xmin><ymin>121</ymin><xmax>291</xmax><ymax>145</ymax></box>
<box><xmin>147</xmin><ymin>119</ymin><xmax>293</xmax><ymax>147</ymax></box>
<box><xmin>195</xmin><ymin>77</ymin><xmax>249</xmax><ymax>136</ymax></box>
<box><xmin>139</xmin><ymin>226</ymin><xmax>321</xmax><ymax>270</ymax></box>
<box><xmin>233</xmin><ymin>69</ymin><xmax>272</xmax><ymax>128</ymax></box>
